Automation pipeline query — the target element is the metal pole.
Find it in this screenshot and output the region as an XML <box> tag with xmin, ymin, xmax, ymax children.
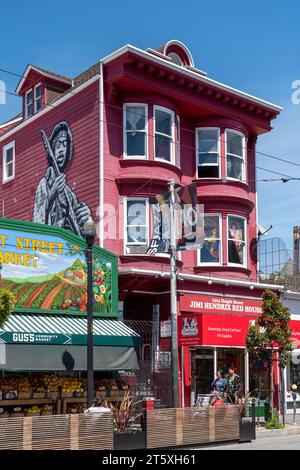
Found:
<box><xmin>169</xmin><ymin>178</ymin><xmax>179</xmax><ymax>408</ymax></box>
<box><xmin>292</xmin><ymin>392</ymin><xmax>297</xmax><ymax>425</ymax></box>
<box><xmin>86</xmin><ymin>241</ymin><xmax>94</xmax><ymax>408</ymax></box>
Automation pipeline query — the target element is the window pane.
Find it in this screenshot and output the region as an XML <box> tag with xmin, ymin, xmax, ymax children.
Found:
<box><xmin>127</xmin><ymin>132</ymin><xmax>145</xmax><ymax>156</ymax></box>
<box><xmin>198</xmin><ymin>153</ymin><xmax>218</xmax><ymax>165</ymax></box>
<box><xmin>6</xmin><ymin>162</ymin><xmax>13</xmax><ymax>178</ymax></box>
<box><xmin>200</xmin><ymin>215</ymin><xmax>220</xmax><ymax>263</ymax></box>
<box><xmin>126</xmin><ymin>106</ymin><xmax>145</xmax><ymax>131</ymax></box>
<box><xmin>198</xmin><ymin>129</ymin><xmax>218</xmax><ymax>153</ymax></box>
<box><xmin>227</xmin><ymin>131</ymin><xmax>243</xmax><ymax>157</ymax></box>
<box><xmin>155</xmin><ymin>109</ymin><xmax>172</xmax><ymax>136</ymax></box>
<box><xmin>127</xmin><ymin>200</ymin><xmax>146</xmax><ymax>226</ymax></box>
<box><xmin>228</xmin><ymin>240</ymin><xmax>245</xmax><ymax>265</ymax></box>
<box><xmin>127</xmin><ymin>226</ymin><xmax>146</xmax><ymax>243</ymax></box>
<box><xmin>26</xmin><ymin>91</ymin><xmax>32</xmax><ymax>104</ymax></box>
<box><xmin>26</xmin><ymin>103</ymin><xmax>33</xmax><ymax>116</ymax></box>
<box><xmin>155</xmin><ymin>135</ymin><xmax>171</xmax><ymax>161</ymax></box>
<box><xmin>228</xmin><ymin>216</ymin><xmax>245</xmax><ymax>265</ymax></box>
<box><xmin>227</xmin><ymin>155</ymin><xmax>243</xmax><ymax>180</ymax></box>
<box><xmin>6</xmin><ymin>148</ymin><xmax>13</xmax><ymax>163</ymax></box>
<box><xmin>35</xmin><ymin>85</ymin><xmax>41</xmax><ymax>99</ymax></box>
<box><xmin>228</xmin><ymin>216</ymin><xmax>245</xmax><ymax>241</ymax></box>
<box><xmin>197</xmin><ymin>166</ymin><xmax>219</xmax><ymax>178</ymax></box>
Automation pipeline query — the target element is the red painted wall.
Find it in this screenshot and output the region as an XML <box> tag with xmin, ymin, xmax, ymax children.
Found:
<box><xmin>0</xmin><ymin>81</ymin><xmax>100</xmax><ymax>236</ymax></box>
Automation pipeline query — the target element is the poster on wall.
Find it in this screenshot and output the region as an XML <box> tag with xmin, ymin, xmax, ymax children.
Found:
<box><xmin>0</xmin><ymin>219</ymin><xmax>117</xmax><ymax>316</ymax></box>
<box><xmin>32</xmin><ymin>121</ymin><xmax>92</xmax><ymax>237</ymax></box>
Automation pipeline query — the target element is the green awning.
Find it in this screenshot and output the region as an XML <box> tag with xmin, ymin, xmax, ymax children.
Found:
<box><xmin>0</xmin><ymin>315</ymin><xmax>140</xmax><ymax>347</ymax></box>
<box><xmin>0</xmin><ymin>344</ymin><xmax>139</xmax><ymax>371</ymax></box>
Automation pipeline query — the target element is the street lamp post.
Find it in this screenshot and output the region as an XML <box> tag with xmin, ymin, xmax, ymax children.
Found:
<box><xmin>84</xmin><ymin>218</ymin><xmax>96</xmax><ymax>408</ymax></box>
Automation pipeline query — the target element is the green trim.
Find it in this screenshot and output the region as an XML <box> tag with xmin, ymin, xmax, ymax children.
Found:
<box><xmin>0</xmin><ymin>217</ymin><xmax>119</xmax><ymax>318</ymax></box>
<box><xmin>71</xmin><ymin>334</ymin><xmax>141</xmax><ymax>347</ymax></box>
<box><xmin>13</xmin><ymin>307</ymin><xmax>118</xmax><ymax>318</ymax></box>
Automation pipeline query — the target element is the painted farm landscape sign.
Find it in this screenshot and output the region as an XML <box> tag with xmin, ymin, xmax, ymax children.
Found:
<box><xmin>0</xmin><ymin>218</ymin><xmax>118</xmax><ymax>317</ymax></box>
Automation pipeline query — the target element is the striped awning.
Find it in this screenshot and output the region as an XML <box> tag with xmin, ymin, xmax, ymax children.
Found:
<box><xmin>0</xmin><ymin>314</ymin><xmax>140</xmax><ymax>347</ymax></box>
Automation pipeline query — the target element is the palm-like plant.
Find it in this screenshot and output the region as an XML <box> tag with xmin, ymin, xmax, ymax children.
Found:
<box><xmin>108</xmin><ymin>391</ymin><xmax>142</xmax><ymax>432</ymax></box>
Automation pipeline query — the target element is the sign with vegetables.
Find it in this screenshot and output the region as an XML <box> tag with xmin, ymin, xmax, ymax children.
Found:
<box><xmin>0</xmin><ymin>218</ymin><xmax>118</xmax><ymax>317</ymax></box>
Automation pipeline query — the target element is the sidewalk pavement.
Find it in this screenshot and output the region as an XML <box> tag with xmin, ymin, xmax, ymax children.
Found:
<box><xmin>256</xmin><ymin>413</ymin><xmax>300</xmax><ymax>438</ymax></box>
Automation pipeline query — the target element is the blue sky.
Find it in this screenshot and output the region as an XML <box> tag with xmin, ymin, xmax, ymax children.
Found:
<box><xmin>0</xmin><ymin>0</ymin><xmax>300</xmax><ymax>251</ymax></box>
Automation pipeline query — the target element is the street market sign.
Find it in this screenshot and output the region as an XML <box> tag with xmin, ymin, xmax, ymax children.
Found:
<box><xmin>180</xmin><ymin>294</ymin><xmax>263</xmax><ymax>316</ymax></box>
<box><xmin>0</xmin><ymin>218</ymin><xmax>118</xmax><ymax>317</ymax></box>
<box><xmin>0</xmin><ymin>331</ymin><xmax>72</xmax><ymax>345</ymax></box>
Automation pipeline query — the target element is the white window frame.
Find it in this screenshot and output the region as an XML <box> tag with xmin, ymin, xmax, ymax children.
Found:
<box><xmin>176</xmin><ymin>115</ymin><xmax>181</xmax><ymax>168</ymax></box>
<box><xmin>2</xmin><ymin>141</ymin><xmax>15</xmax><ymax>183</ymax></box>
<box><xmin>123</xmin><ymin>103</ymin><xmax>148</xmax><ymax>159</ymax></box>
<box><xmin>227</xmin><ymin>214</ymin><xmax>247</xmax><ymax>268</ymax></box>
<box><xmin>34</xmin><ymin>83</ymin><xmax>42</xmax><ymax>114</ymax></box>
<box><xmin>124</xmin><ymin>197</ymin><xmax>149</xmax><ymax>255</ymax></box>
<box><xmin>196</xmin><ymin>127</ymin><xmax>221</xmax><ymax>179</ymax></box>
<box><xmin>153</xmin><ymin>105</ymin><xmax>175</xmax><ymax>165</ymax></box>
<box><xmin>197</xmin><ymin>213</ymin><xmax>222</xmax><ymax>266</ymax></box>
<box><xmin>225</xmin><ymin>129</ymin><xmax>246</xmax><ymax>183</ymax></box>
<box><xmin>25</xmin><ymin>89</ymin><xmax>33</xmax><ymax>119</ymax></box>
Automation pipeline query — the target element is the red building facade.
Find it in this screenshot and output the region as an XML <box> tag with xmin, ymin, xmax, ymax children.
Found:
<box><xmin>0</xmin><ymin>41</ymin><xmax>283</xmax><ymax>406</ymax></box>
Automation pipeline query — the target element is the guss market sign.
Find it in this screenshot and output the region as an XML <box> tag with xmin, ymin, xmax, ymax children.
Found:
<box><xmin>0</xmin><ymin>218</ymin><xmax>118</xmax><ymax>317</ymax></box>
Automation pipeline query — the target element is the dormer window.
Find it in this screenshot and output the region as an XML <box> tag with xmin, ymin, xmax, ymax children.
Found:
<box><xmin>34</xmin><ymin>84</ymin><xmax>42</xmax><ymax>113</ymax></box>
<box><xmin>25</xmin><ymin>90</ymin><xmax>33</xmax><ymax>118</ymax></box>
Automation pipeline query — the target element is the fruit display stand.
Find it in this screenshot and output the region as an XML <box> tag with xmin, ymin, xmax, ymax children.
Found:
<box><xmin>61</xmin><ymin>396</ymin><xmax>125</xmax><ymax>414</ymax></box>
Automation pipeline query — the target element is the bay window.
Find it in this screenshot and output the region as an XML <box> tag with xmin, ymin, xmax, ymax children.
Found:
<box><xmin>199</xmin><ymin>214</ymin><xmax>221</xmax><ymax>264</ymax></box>
<box><xmin>124</xmin><ymin>104</ymin><xmax>147</xmax><ymax>158</ymax></box>
<box><xmin>125</xmin><ymin>199</ymin><xmax>148</xmax><ymax>254</ymax></box>
<box><xmin>226</xmin><ymin>130</ymin><xmax>246</xmax><ymax>181</ymax></box>
<box><xmin>154</xmin><ymin>106</ymin><xmax>174</xmax><ymax>163</ymax></box>
<box><xmin>227</xmin><ymin>215</ymin><xmax>246</xmax><ymax>266</ymax></box>
<box><xmin>196</xmin><ymin>128</ymin><xmax>220</xmax><ymax>178</ymax></box>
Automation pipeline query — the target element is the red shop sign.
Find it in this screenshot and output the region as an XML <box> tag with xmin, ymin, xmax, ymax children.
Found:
<box><xmin>290</xmin><ymin>320</ymin><xmax>300</xmax><ymax>349</ymax></box>
<box><xmin>178</xmin><ymin>313</ymin><xmax>256</xmax><ymax>347</ymax></box>
<box><xmin>202</xmin><ymin>314</ymin><xmax>256</xmax><ymax>347</ymax></box>
<box><xmin>180</xmin><ymin>294</ymin><xmax>262</xmax><ymax>316</ymax></box>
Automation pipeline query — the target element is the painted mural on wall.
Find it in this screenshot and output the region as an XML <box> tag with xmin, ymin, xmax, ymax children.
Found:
<box><xmin>0</xmin><ymin>223</ymin><xmax>114</xmax><ymax>315</ymax></box>
<box><xmin>32</xmin><ymin>121</ymin><xmax>92</xmax><ymax>237</ymax></box>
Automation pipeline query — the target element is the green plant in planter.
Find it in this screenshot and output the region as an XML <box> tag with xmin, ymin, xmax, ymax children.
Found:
<box><xmin>108</xmin><ymin>391</ymin><xmax>142</xmax><ymax>432</ymax></box>
<box><xmin>265</xmin><ymin>416</ymin><xmax>283</xmax><ymax>429</ymax></box>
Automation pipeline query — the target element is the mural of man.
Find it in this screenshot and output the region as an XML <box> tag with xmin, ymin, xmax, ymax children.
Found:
<box><xmin>32</xmin><ymin>121</ymin><xmax>92</xmax><ymax>236</ymax></box>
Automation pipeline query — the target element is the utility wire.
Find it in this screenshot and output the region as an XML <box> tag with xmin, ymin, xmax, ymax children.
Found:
<box><xmin>0</xmin><ymin>67</ymin><xmax>298</xmax><ymax>180</ymax></box>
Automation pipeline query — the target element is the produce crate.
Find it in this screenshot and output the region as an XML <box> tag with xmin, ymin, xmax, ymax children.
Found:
<box><xmin>0</xmin><ymin>413</ymin><xmax>9</xmax><ymax>418</ymax></box>
<box><xmin>61</xmin><ymin>392</ymin><xmax>73</xmax><ymax>398</ymax></box>
<box><xmin>32</xmin><ymin>393</ymin><xmax>46</xmax><ymax>399</ymax></box>
<box><xmin>10</xmin><ymin>412</ymin><xmax>24</xmax><ymax>417</ymax></box>
<box><xmin>25</xmin><ymin>412</ymin><xmax>40</xmax><ymax>416</ymax></box>
<box><xmin>18</xmin><ymin>392</ymin><xmax>31</xmax><ymax>399</ymax></box>
<box><xmin>47</xmin><ymin>392</ymin><xmax>59</xmax><ymax>399</ymax></box>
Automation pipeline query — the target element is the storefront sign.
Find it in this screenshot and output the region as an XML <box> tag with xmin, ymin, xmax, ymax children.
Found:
<box><xmin>290</xmin><ymin>320</ymin><xmax>300</xmax><ymax>349</ymax></box>
<box><xmin>160</xmin><ymin>320</ymin><xmax>171</xmax><ymax>337</ymax></box>
<box><xmin>180</xmin><ymin>294</ymin><xmax>262</xmax><ymax>316</ymax></box>
<box><xmin>178</xmin><ymin>315</ymin><xmax>202</xmax><ymax>346</ymax></box>
<box><xmin>202</xmin><ymin>314</ymin><xmax>255</xmax><ymax>347</ymax></box>
<box><xmin>0</xmin><ymin>218</ymin><xmax>118</xmax><ymax>317</ymax></box>
<box><xmin>178</xmin><ymin>313</ymin><xmax>256</xmax><ymax>347</ymax></box>
<box><xmin>0</xmin><ymin>331</ymin><xmax>71</xmax><ymax>345</ymax></box>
